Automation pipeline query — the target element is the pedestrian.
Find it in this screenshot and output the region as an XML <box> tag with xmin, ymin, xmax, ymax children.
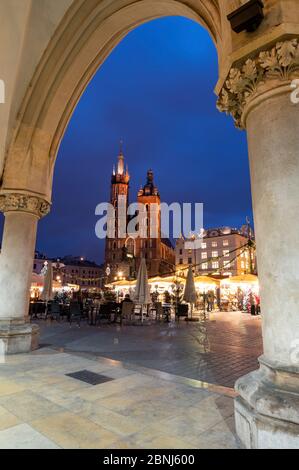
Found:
<box><xmin>121</xmin><ymin>293</ymin><xmax>133</xmax><ymax>305</ymax></box>
<box><xmin>249</xmin><ymin>292</ymin><xmax>256</xmax><ymax>316</ymax></box>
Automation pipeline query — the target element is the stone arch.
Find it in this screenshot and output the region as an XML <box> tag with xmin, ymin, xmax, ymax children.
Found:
<box><xmin>0</xmin><ymin>0</ymin><xmax>225</xmax><ymax>203</ymax></box>
<box><xmin>1</xmin><ymin>0</ymin><xmax>299</xmax><ymax>449</ymax></box>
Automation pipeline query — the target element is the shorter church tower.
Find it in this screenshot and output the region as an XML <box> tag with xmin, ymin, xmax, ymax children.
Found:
<box><xmin>135</xmin><ymin>170</ymin><xmax>175</xmax><ymax>277</ymax></box>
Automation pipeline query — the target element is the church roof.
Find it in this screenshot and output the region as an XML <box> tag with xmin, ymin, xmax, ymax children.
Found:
<box><xmin>161</xmin><ymin>238</ymin><xmax>174</xmax><ymax>249</ymax></box>
<box><xmin>138</xmin><ymin>169</ymin><xmax>159</xmax><ymax>196</ymax></box>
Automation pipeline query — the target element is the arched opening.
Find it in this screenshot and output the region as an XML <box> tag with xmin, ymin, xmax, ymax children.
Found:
<box><xmin>126</xmin><ymin>238</ymin><xmax>135</xmax><ymax>257</ymax></box>
<box><xmin>0</xmin><ymin>6</ymin><xmax>255</xmax><ymax>447</ymax></box>
<box><xmin>1</xmin><ymin>0</ymin><xmax>224</xmax><ymax>200</ymax></box>
<box><xmin>24</xmin><ymin>12</ymin><xmax>257</xmax><ymax>396</ymax></box>
<box><xmin>1</xmin><ymin>0</ymin><xmax>299</xmax><ymax>450</ymax></box>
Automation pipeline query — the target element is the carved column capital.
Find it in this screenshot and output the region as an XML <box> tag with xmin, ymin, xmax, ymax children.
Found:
<box><xmin>217</xmin><ymin>38</ymin><xmax>299</xmax><ymax>129</ymax></box>
<box><xmin>0</xmin><ymin>192</ymin><xmax>51</xmax><ymax>218</ymax></box>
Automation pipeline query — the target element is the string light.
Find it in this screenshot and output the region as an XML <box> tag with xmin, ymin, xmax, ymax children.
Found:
<box><xmin>51</xmin><ymin>241</ymin><xmax>255</xmax><ymax>284</ymax></box>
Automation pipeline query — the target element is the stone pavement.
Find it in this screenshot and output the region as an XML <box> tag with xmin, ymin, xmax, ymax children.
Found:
<box><xmin>39</xmin><ymin>311</ymin><xmax>263</xmax><ymax>388</ymax></box>
<box><xmin>0</xmin><ymin>348</ymin><xmax>238</xmax><ymax>449</ymax></box>
<box><xmin>0</xmin><ymin>311</ymin><xmax>262</xmax><ymax>449</ymax></box>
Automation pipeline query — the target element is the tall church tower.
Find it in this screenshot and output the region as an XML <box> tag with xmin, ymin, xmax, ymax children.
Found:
<box><xmin>105</xmin><ymin>144</ymin><xmax>130</xmax><ymax>278</ymax></box>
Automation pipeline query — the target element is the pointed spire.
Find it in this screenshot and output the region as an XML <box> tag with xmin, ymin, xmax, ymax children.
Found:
<box><xmin>117</xmin><ymin>154</ymin><xmax>124</xmax><ymax>175</ymax></box>
<box><xmin>117</xmin><ymin>138</ymin><xmax>124</xmax><ymax>175</ymax></box>
<box><xmin>119</xmin><ymin>138</ymin><xmax>124</xmax><ymax>155</ymax></box>
<box><xmin>111</xmin><ymin>139</ymin><xmax>129</xmax><ymax>182</ymax></box>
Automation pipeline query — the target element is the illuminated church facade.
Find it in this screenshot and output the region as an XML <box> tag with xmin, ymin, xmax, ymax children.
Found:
<box><xmin>104</xmin><ymin>148</ymin><xmax>175</xmax><ymax>281</ymax></box>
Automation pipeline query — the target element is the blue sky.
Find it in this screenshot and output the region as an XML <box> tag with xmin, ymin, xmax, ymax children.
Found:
<box><xmin>10</xmin><ymin>16</ymin><xmax>252</xmax><ymax>264</ymax></box>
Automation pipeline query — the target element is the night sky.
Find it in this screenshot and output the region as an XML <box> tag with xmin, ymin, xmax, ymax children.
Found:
<box><xmin>1</xmin><ymin>17</ymin><xmax>252</xmax><ymax>265</ymax></box>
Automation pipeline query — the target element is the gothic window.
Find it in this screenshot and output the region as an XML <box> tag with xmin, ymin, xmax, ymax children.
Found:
<box><xmin>126</xmin><ymin>237</ymin><xmax>135</xmax><ymax>255</ymax></box>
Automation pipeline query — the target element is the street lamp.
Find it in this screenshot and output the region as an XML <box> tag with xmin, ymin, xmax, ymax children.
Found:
<box><xmin>227</xmin><ymin>0</ymin><xmax>264</xmax><ymax>34</ymax></box>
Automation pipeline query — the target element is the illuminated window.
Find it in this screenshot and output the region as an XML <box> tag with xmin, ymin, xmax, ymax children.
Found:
<box><xmin>201</xmin><ymin>242</ymin><xmax>207</xmax><ymax>249</ymax></box>
<box><xmin>201</xmin><ymin>252</ymin><xmax>207</xmax><ymax>259</ymax></box>
<box><xmin>223</xmin><ymin>250</ymin><xmax>229</xmax><ymax>257</ymax></box>
<box><xmin>212</xmin><ymin>261</ymin><xmax>219</xmax><ymax>269</ymax></box>
<box><xmin>212</xmin><ymin>241</ymin><xmax>217</xmax><ymax>247</ymax></box>
<box><xmin>212</xmin><ymin>251</ymin><xmax>218</xmax><ymax>258</ymax></box>
<box><xmin>202</xmin><ymin>263</ymin><xmax>208</xmax><ymax>270</ymax></box>
<box><xmin>223</xmin><ymin>240</ymin><xmax>229</xmax><ymax>246</ymax></box>
<box><xmin>241</xmin><ymin>261</ymin><xmax>245</xmax><ymax>269</ymax></box>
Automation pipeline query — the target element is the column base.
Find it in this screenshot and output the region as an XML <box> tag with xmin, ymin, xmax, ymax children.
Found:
<box><xmin>235</xmin><ymin>356</ymin><xmax>299</xmax><ymax>449</ymax></box>
<box><xmin>0</xmin><ymin>320</ymin><xmax>39</xmax><ymax>355</ymax></box>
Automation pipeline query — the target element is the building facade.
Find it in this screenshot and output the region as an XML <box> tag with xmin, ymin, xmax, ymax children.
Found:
<box><xmin>105</xmin><ymin>150</ymin><xmax>175</xmax><ymax>280</ymax></box>
<box><xmin>175</xmin><ymin>226</ymin><xmax>256</xmax><ymax>277</ymax></box>
<box><xmin>33</xmin><ymin>254</ymin><xmax>104</xmax><ymax>291</ymax></box>
<box><xmin>57</xmin><ymin>256</ymin><xmax>104</xmax><ymax>290</ymax></box>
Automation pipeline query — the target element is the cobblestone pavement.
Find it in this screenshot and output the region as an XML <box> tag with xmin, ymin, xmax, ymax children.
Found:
<box><xmin>38</xmin><ymin>311</ymin><xmax>263</xmax><ymax>388</ymax></box>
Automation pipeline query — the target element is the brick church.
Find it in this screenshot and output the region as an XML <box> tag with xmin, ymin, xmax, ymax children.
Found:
<box><xmin>105</xmin><ymin>147</ymin><xmax>175</xmax><ymax>281</ymax></box>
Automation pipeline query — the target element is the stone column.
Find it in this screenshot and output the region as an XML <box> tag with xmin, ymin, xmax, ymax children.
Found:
<box><xmin>0</xmin><ymin>192</ymin><xmax>50</xmax><ymax>354</ymax></box>
<box><xmin>218</xmin><ymin>38</ymin><xmax>299</xmax><ymax>448</ymax></box>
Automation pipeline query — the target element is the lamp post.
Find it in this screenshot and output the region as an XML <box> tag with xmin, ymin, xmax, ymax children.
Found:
<box><xmin>52</xmin><ymin>258</ymin><xmax>65</xmax><ymax>285</ymax></box>
<box><xmin>246</xmin><ymin>216</ymin><xmax>254</xmax><ymax>275</ymax></box>
<box><xmin>227</xmin><ymin>0</ymin><xmax>264</xmax><ymax>33</ymax></box>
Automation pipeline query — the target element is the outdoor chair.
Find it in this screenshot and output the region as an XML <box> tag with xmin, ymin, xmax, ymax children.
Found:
<box><xmin>162</xmin><ymin>304</ymin><xmax>172</xmax><ymax>322</ymax></box>
<box><xmin>96</xmin><ymin>303</ymin><xmax>118</xmax><ymax>324</ymax></box>
<box><xmin>29</xmin><ymin>302</ymin><xmax>37</xmax><ymax>319</ymax></box>
<box><xmin>69</xmin><ymin>301</ymin><xmax>82</xmax><ymax>327</ymax></box>
<box><xmin>61</xmin><ymin>303</ymin><xmax>70</xmax><ymax>320</ymax></box>
<box><xmin>30</xmin><ymin>301</ymin><xmax>46</xmax><ymax>320</ymax></box>
<box><xmin>151</xmin><ymin>302</ymin><xmax>163</xmax><ymax>321</ymax></box>
<box><xmin>121</xmin><ymin>301</ymin><xmax>134</xmax><ymax>323</ymax></box>
<box><xmin>49</xmin><ymin>301</ymin><xmax>61</xmax><ymax>322</ymax></box>
<box><xmin>109</xmin><ymin>302</ymin><xmax>122</xmax><ymax>324</ymax></box>
<box><xmin>176</xmin><ymin>303</ymin><xmax>189</xmax><ymax>321</ymax></box>
<box><xmin>132</xmin><ymin>304</ymin><xmax>149</xmax><ymax>323</ymax></box>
